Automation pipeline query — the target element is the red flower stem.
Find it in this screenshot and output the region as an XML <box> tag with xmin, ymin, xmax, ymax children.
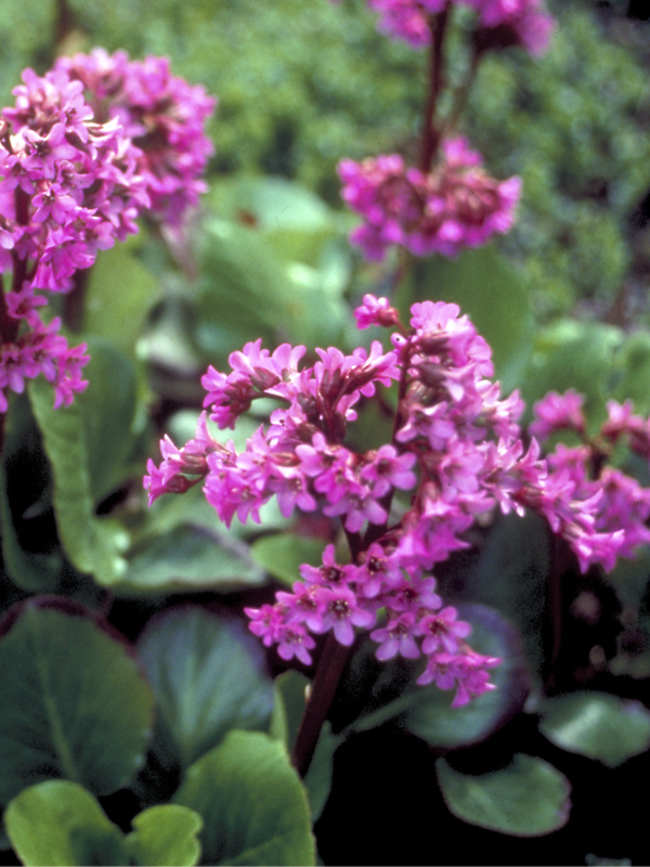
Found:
<box><xmin>418</xmin><ymin>8</ymin><xmax>450</xmax><ymax>174</ymax></box>
<box><xmin>291</xmin><ymin>632</ymin><xmax>352</xmax><ymax>778</ymax></box>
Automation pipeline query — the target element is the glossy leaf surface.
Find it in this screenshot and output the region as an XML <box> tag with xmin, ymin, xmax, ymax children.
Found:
<box><xmin>174</xmin><ymin>730</ymin><xmax>316</xmax><ymax>865</ymax></box>
<box><xmin>124</xmin><ymin>805</ymin><xmax>203</xmax><ymax>867</ymax></box>
<box><xmin>4</xmin><ymin>781</ymin><xmax>126</xmax><ymax>867</ymax></box>
<box><xmin>0</xmin><ymin>600</ymin><xmax>154</xmax><ymax>805</ymax></box>
<box><xmin>137</xmin><ymin>607</ymin><xmax>274</xmax><ymax>768</ymax></box>
<box><xmin>436</xmin><ymin>753</ymin><xmax>572</xmax><ymax>837</ymax></box>
<box><xmin>539</xmin><ymin>692</ymin><xmax>650</xmax><ymax>767</ymax></box>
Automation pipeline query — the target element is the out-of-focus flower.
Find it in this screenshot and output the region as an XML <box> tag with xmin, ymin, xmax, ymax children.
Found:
<box><xmin>338</xmin><ymin>139</ymin><xmax>521</xmax><ymax>262</ymax></box>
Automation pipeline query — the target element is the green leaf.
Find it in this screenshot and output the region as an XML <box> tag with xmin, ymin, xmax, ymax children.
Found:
<box><xmin>538</xmin><ymin>692</ymin><xmax>650</xmax><ymax>767</ymax></box>
<box><xmin>194</xmin><ymin>217</ymin><xmax>291</xmax><ymax>361</ymax></box>
<box><xmin>270</xmin><ymin>670</ymin><xmax>311</xmax><ymax>748</ymax></box>
<box><xmin>137</xmin><ymin>607</ymin><xmax>274</xmax><ymax>769</ymax></box>
<box><xmin>83</xmin><ymin>240</ymin><xmax>160</xmax><ymax>359</ymax></box>
<box><xmin>436</xmin><ymin>753</ymin><xmax>571</xmax><ymax>837</ymax></box>
<box><xmin>27</xmin><ymin>378</ymin><xmax>127</xmax><ymax>586</ymax></box>
<box><xmin>124</xmin><ymin>805</ymin><xmax>203</xmax><ymax>867</ymax></box>
<box><xmin>251</xmin><ymin>533</ymin><xmax>325</xmax><ymax>587</ymax></box>
<box><xmin>174</xmin><ymin>730</ymin><xmax>315</xmax><ymax>866</ymax></box>
<box><xmin>4</xmin><ymin>781</ymin><xmax>127</xmax><ymax>867</ymax></box>
<box><xmin>610</xmin><ymin>330</ymin><xmax>650</xmax><ymax>416</ymax></box>
<box><xmin>120</xmin><ymin>523</ymin><xmax>265</xmax><ymax>594</ymax></box>
<box><xmin>5</xmin><ymin>784</ymin><xmax>204</xmax><ymax>867</ymax></box>
<box><xmin>408</xmin><ymin>246</ymin><xmax>534</xmax><ymax>393</ymax></box>
<box><xmin>74</xmin><ymin>339</ymin><xmax>139</xmax><ymax>502</ymax></box>
<box><xmin>214</xmin><ymin>176</ymin><xmax>338</xmax><ymax>267</ymax></box>
<box><xmin>0</xmin><ymin>599</ymin><xmax>154</xmax><ymax>805</ymax></box>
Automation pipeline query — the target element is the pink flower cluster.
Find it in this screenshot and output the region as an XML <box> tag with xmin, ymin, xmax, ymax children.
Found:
<box><xmin>145</xmin><ymin>297</ymin><xmax>641</xmax><ymax>706</ymax></box>
<box><xmin>0</xmin><ymin>54</ymin><xmax>215</xmax><ymax>411</ymax></box>
<box><xmin>338</xmin><ymin>138</ymin><xmax>521</xmax><ymax>262</ymax></box>
<box><xmin>530</xmin><ymin>390</ymin><xmax>650</xmax><ymax>560</ymax></box>
<box><xmin>54</xmin><ymin>49</ymin><xmax>216</xmax><ymax>230</ymax></box>
<box><xmin>356</xmin><ymin>0</ymin><xmax>555</xmax><ymax>55</ymax></box>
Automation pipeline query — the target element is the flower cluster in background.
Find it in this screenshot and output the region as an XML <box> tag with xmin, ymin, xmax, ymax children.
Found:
<box><xmin>363</xmin><ymin>0</ymin><xmax>555</xmax><ymax>54</ymax></box>
<box><xmin>334</xmin><ymin>0</ymin><xmax>554</xmax><ymax>263</ymax></box>
<box><xmin>55</xmin><ymin>49</ymin><xmax>216</xmax><ymax>232</ymax></box>
<box><xmin>338</xmin><ymin>138</ymin><xmax>521</xmax><ymax>261</ymax></box>
<box><xmin>144</xmin><ymin>296</ymin><xmax>648</xmax><ymax>706</ymax></box>
<box><xmin>0</xmin><ymin>53</ymin><xmax>215</xmax><ymax>412</ymax></box>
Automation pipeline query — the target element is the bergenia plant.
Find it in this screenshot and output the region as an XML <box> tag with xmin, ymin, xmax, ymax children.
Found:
<box><xmin>2</xmin><ymin>0</ymin><xmax>650</xmax><ymax>865</ymax></box>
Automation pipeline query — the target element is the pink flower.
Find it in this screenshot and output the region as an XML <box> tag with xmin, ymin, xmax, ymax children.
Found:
<box><xmin>354</xmin><ymin>294</ymin><xmax>400</xmax><ymax>330</ymax></box>
<box><xmin>529</xmin><ymin>389</ymin><xmax>586</xmax><ymax>442</ymax></box>
<box><xmin>366</xmin><ymin>0</ymin><xmax>447</xmax><ymax>47</ymax></box>
<box><xmin>371</xmin><ymin>612</ymin><xmax>421</xmax><ymax>660</ymax></box>
<box><xmin>339</xmin><ymin>140</ymin><xmax>521</xmax><ymax>263</ymax></box>
<box><xmin>360</xmin><ymin>444</ymin><xmax>417</xmax><ymax>497</ymax></box>
<box><xmin>55</xmin><ymin>49</ymin><xmax>216</xmax><ymax>228</ymax></box>
<box><xmin>467</xmin><ymin>0</ymin><xmax>556</xmax><ymax>56</ymax></box>
<box><xmin>0</xmin><ymin>56</ymin><xmax>205</xmax><ymax>411</ymax></box>
<box><xmin>418</xmin><ymin>606</ymin><xmax>472</xmax><ymax>655</ymax></box>
<box><xmin>313</xmin><ymin>586</ymin><xmax>376</xmax><ymax>646</ymax></box>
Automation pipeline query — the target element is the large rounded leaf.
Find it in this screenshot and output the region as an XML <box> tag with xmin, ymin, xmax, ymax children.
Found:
<box><xmin>337</xmin><ymin>605</ymin><xmax>529</xmax><ymax>751</ymax></box>
<box><xmin>137</xmin><ymin>608</ymin><xmax>274</xmax><ymax>769</ymax></box>
<box><xmin>539</xmin><ymin>692</ymin><xmax>650</xmax><ymax>767</ymax></box>
<box><xmin>74</xmin><ymin>339</ymin><xmax>139</xmax><ymax>503</ymax></box>
<box><xmin>444</xmin><ymin>510</ymin><xmax>552</xmax><ymax>677</ymax></box>
<box><xmin>83</xmin><ymin>240</ymin><xmax>159</xmax><ymax>359</ymax></box>
<box><xmin>4</xmin><ymin>780</ymin><xmax>126</xmax><ymax>867</ymax></box>
<box><xmin>519</xmin><ymin>318</ymin><xmax>623</xmax><ymax>428</ymax></box>
<box><xmin>5</xmin><ymin>782</ymin><xmax>203</xmax><ymax>867</ymax></box>
<box><xmin>436</xmin><ymin>753</ymin><xmax>571</xmax><ymax>837</ymax></box>
<box><xmin>0</xmin><ymin>598</ymin><xmax>154</xmax><ymax>804</ymax></box>
<box><xmin>174</xmin><ymin>730</ymin><xmax>315</xmax><ymax>865</ymax></box>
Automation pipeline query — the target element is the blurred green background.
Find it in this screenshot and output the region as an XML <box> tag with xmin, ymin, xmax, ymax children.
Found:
<box><xmin>2</xmin><ymin>0</ymin><xmax>649</xmax><ymax>323</ymax></box>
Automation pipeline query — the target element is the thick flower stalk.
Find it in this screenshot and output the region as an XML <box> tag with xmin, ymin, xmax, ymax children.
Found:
<box><xmin>145</xmin><ymin>297</ymin><xmax>638</xmax><ymax>707</ymax></box>
<box><xmin>55</xmin><ymin>49</ymin><xmax>216</xmax><ymax>231</ymax></box>
<box><xmin>338</xmin><ymin>138</ymin><xmax>521</xmax><ymax>262</ymax></box>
